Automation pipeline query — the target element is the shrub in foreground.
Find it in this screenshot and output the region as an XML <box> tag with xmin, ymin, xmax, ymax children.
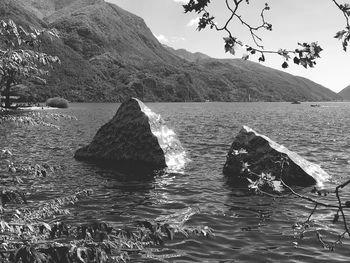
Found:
<box><xmin>46</xmin><ymin>97</ymin><xmax>69</xmax><ymax>108</ymax></box>
<box><xmin>0</xmin><ymin>146</ymin><xmax>213</xmax><ymax>262</ymax></box>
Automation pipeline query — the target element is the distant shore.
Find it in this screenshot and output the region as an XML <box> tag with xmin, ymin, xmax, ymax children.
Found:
<box><xmin>0</xmin><ymin>106</ymin><xmax>58</xmax><ymax>112</ymax></box>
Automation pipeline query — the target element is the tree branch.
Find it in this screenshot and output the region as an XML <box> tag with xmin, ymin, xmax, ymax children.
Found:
<box><xmin>184</xmin><ymin>0</ymin><xmax>347</xmax><ymax>67</ymax></box>
<box><xmin>335</xmin><ymin>179</ymin><xmax>350</xmax><ymax>237</ymax></box>
<box><xmin>332</xmin><ymin>0</ymin><xmax>350</xmax><ymax>28</ymax></box>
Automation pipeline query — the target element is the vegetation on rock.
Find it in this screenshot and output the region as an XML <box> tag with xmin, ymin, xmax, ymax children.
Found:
<box><xmin>46</xmin><ymin>97</ymin><xmax>68</xmax><ymax>108</ymax></box>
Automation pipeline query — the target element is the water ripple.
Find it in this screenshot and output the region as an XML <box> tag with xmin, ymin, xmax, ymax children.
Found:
<box><xmin>2</xmin><ymin>102</ymin><xmax>350</xmax><ymax>262</ymax></box>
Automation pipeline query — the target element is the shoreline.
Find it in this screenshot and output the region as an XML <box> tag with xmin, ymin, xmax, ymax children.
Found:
<box><xmin>0</xmin><ymin>106</ymin><xmax>58</xmax><ymax>112</ymax></box>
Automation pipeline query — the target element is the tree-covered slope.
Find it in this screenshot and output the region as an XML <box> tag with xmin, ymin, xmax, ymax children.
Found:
<box><xmin>338</xmin><ymin>85</ymin><xmax>350</xmax><ymax>100</ymax></box>
<box><xmin>165</xmin><ymin>46</ymin><xmax>341</xmax><ymax>102</ymax></box>
<box><xmin>1</xmin><ymin>0</ymin><xmax>341</xmax><ymax>102</ymax></box>
<box><xmin>0</xmin><ymin>0</ymin><xmax>45</xmax><ymax>28</ymax></box>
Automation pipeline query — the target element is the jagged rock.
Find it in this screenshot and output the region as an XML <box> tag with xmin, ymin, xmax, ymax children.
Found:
<box><xmin>223</xmin><ymin>126</ymin><xmax>329</xmax><ymax>187</ymax></box>
<box><xmin>75</xmin><ymin>98</ymin><xmax>186</xmax><ymax>172</ymax></box>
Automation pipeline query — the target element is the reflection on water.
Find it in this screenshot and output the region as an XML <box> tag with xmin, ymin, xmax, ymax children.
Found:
<box><xmin>1</xmin><ymin>102</ymin><xmax>350</xmax><ymax>262</ymax></box>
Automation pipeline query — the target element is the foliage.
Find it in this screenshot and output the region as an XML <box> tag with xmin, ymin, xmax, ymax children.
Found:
<box><xmin>46</xmin><ymin>97</ymin><xmax>69</xmax><ymax>108</ymax></box>
<box><xmin>333</xmin><ymin>1</ymin><xmax>350</xmax><ymax>51</ymax></box>
<box><xmin>0</xmin><ymin>19</ymin><xmax>60</xmax><ymax>108</ymax></box>
<box><xmin>0</xmin><ymin>111</ymin><xmax>77</xmax><ymax>129</ymax></box>
<box><xmin>183</xmin><ymin>0</ymin><xmax>349</xmax><ymax>68</ymax></box>
<box><xmin>0</xmin><ymin>149</ymin><xmax>214</xmax><ymax>262</ymax></box>
<box><xmin>231</xmin><ymin>148</ymin><xmax>350</xmax><ymax>251</ymax></box>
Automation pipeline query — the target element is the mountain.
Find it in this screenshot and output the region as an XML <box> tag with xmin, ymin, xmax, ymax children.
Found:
<box><xmin>0</xmin><ymin>0</ymin><xmax>45</xmax><ymax>28</ymax></box>
<box><xmin>0</xmin><ymin>0</ymin><xmax>341</xmax><ymax>102</ymax></box>
<box><xmin>164</xmin><ymin>45</ymin><xmax>211</xmax><ymax>62</ymax></box>
<box><xmin>165</xmin><ymin>46</ymin><xmax>341</xmax><ymax>102</ymax></box>
<box><xmin>338</xmin><ymin>85</ymin><xmax>350</xmax><ymax>100</ymax></box>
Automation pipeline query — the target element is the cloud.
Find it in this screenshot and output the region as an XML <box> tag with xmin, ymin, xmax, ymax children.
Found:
<box><xmin>154</xmin><ymin>34</ymin><xmax>185</xmax><ymax>44</ymax></box>
<box><xmin>154</xmin><ymin>34</ymin><xmax>169</xmax><ymax>43</ymax></box>
<box><xmin>170</xmin><ymin>36</ymin><xmax>186</xmax><ymax>42</ymax></box>
<box><xmin>186</xmin><ymin>17</ymin><xmax>200</xmax><ymax>27</ymax></box>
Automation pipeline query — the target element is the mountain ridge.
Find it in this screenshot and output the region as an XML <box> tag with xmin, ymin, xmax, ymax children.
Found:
<box><xmin>338</xmin><ymin>85</ymin><xmax>350</xmax><ymax>100</ymax></box>
<box><xmin>165</xmin><ymin>46</ymin><xmax>340</xmax><ymax>101</ymax></box>
<box><xmin>0</xmin><ymin>0</ymin><xmax>341</xmax><ymax>102</ymax></box>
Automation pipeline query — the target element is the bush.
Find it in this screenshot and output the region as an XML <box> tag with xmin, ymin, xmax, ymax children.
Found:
<box><xmin>46</xmin><ymin>97</ymin><xmax>69</xmax><ymax>108</ymax></box>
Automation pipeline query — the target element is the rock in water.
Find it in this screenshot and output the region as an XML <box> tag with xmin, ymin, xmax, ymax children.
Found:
<box><xmin>223</xmin><ymin>126</ymin><xmax>329</xmax><ymax>187</ymax></box>
<box><xmin>74</xmin><ymin>98</ymin><xmax>186</xmax><ymax>172</ymax></box>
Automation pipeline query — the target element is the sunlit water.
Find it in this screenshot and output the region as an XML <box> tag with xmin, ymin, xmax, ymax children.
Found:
<box><xmin>1</xmin><ymin>102</ymin><xmax>350</xmax><ymax>262</ymax></box>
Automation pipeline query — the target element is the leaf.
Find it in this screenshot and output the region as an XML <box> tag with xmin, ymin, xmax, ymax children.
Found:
<box><xmin>271</xmin><ymin>181</ymin><xmax>283</xmax><ymax>192</ymax></box>
<box><xmin>258</xmin><ymin>54</ymin><xmax>265</xmax><ymax>62</ymax></box>
<box><xmin>179</xmin><ymin>229</ymin><xmax>189</xmax><ymax>238</ymax></box>
<box><xmin>241</xmin><ymin>162</ymin><xmax>250</xmax><ymax>171</ymax></box>
<box><xmin>223</xmin><ymin>37</ymin><xmax>237</xmax><ymax>55</ymax></box>
<box><xmin>246</xmin><ymin>178</ymin><xmax>254</xmax><ymax>184</ymax></box>
<box><xmin>42</xmin><ymin>222</ymin><xmax>51</xmax><ymax>231</ymax></box>
<box><xmin>164</xmin><ymin>225</ymin><xmax>174</xmax><ymax>240</ymax></box>
<box><xmin>293</xmin><ymin>56</ymin><xmax>300</xmax><ymax>65</ymax></box>
<box><xmin>224</xmin><ymin>43</ymin><xmax>235</xmax><ymax>55</ymax></box>
<box><xmin>201</xmin><ymin>229</ymin><xmax>210</xmax><ymax>237</ymax></box>
<box><xmin>27</xmin><ymin>224</ymin><xmax>34</xmax><ymax>232</ymax></box>
<box><xmin>242</xmin><ymin>54</ymin><xmax>249</xmax><ymax>60</ymax></box>
<box><xmin>137</xmin><ymin>220</ymin><xmax>153</xmax><ymax>231</ymax></box>
<box><xmin>238</xmin><ymin>148</ymin><xmax>248</xmax><ymax>154</ymax></box>
<box><xmin>282</xmin><ymin>61</ymin><xmax>288</xmax><ymax>68</ymax></box>
<box><xmin>77</xmin><ymin>247</ymin><xmax>87</xmax><ymax>263</ymax></box>
<box><xmin>300</xmin><ymin>59</ymin><xmax>308</xmax><ymax>68</ymax></box>
<box><xmin>0</xmin><ymin>221</ymin><xmax>6</xmax><ymax>231</ymax></box>
<box><xmin>334</xmin><ymin>30</ymin><xmax>347</xmax><ymax>40</ymax></box>
<box><xmin>333</xmin><ymin>214</ymin><xmax>339</xmax><ymax>223</ymax></box>
<box><xmin>16</xmin><ymin>177</ymin><xmax>23</xmax><ymax>184</ymax></box>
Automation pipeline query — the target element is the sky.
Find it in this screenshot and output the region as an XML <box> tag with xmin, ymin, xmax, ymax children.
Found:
<box><xmin>107</xmin><ymin>0</ymin><xmax>350</xmax><ymax>93</ymax></box>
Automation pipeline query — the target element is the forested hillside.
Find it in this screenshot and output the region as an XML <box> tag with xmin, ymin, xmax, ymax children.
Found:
<box><xmin>0</xmin><ymin>0</ymin><xmax>341</xmax><ymax>102</ymax></box>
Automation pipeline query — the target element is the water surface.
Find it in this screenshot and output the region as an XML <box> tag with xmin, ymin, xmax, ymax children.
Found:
<box><xmin>1</xmin><ymin>102</ymin><xmax>350</xmax><ymax>262</ymax></box>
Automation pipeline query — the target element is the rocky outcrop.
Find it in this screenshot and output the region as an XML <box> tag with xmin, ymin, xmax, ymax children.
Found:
<box><xmin>223</xmin><ymin>126</ymin><xmax>329</xmax><ymax>187</ymax></box>
<box><xmin>74</xmin><ymin>98</ymin><xmax>186</xmax><ymax>172</ymax></box>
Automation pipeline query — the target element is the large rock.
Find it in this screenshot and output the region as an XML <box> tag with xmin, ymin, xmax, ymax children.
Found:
<box><xmin>223</xmin><ymin>126</ymin><xmax>329</xmax><ymax>187</ymax></box>
<box><xmin>74</xmin><ymin>98</ymin><xmax>186</xmax><ymax>172</ymax></box>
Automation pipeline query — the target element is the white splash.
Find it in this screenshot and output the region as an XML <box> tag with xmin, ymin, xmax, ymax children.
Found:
<box><xmin>142</xmin><ymin>103</ymin><xmax>187</xmax><ymax>173</ymax></box>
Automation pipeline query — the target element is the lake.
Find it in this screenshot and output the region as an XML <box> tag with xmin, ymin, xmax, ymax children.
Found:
<box><xmin>1</xmin><ymin>102</ymin><xmax>350</xmax><ymax>262</ymax></box>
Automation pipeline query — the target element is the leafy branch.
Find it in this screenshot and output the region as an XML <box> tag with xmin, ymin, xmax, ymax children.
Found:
<box><xmin>0</xmin><ymin>112</ymin><xmax>77</xmax><ymax>129</ymax></box>
<box><xmin>333</xmin><ymin>0</ymin><xmax>350</xmax><ymax>51</ymax></box>
<box><xmin>0</xmin><ymin>149</ymin><xmax>214</xmax><ymax>262</ymax></box>
<box><xmin>237</xmin><ymin>153</ymin><xmax>350</xmax><ymax>251</ymax></box>
<box><xmin>183</xmin><ymin>0</ymin><xmax>349</xmax><ymax>68</ymax></box>
<box><xmin>0</xmin><ymin>19</ymin><xmax>60</xmax><ymax>108</ymax></box>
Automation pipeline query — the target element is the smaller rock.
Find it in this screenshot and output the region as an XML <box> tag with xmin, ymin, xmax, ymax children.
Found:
<box><xmin>223</xmin><ymin>126</ymin><xmax>329</xmax><ymax>187</ymax></box>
